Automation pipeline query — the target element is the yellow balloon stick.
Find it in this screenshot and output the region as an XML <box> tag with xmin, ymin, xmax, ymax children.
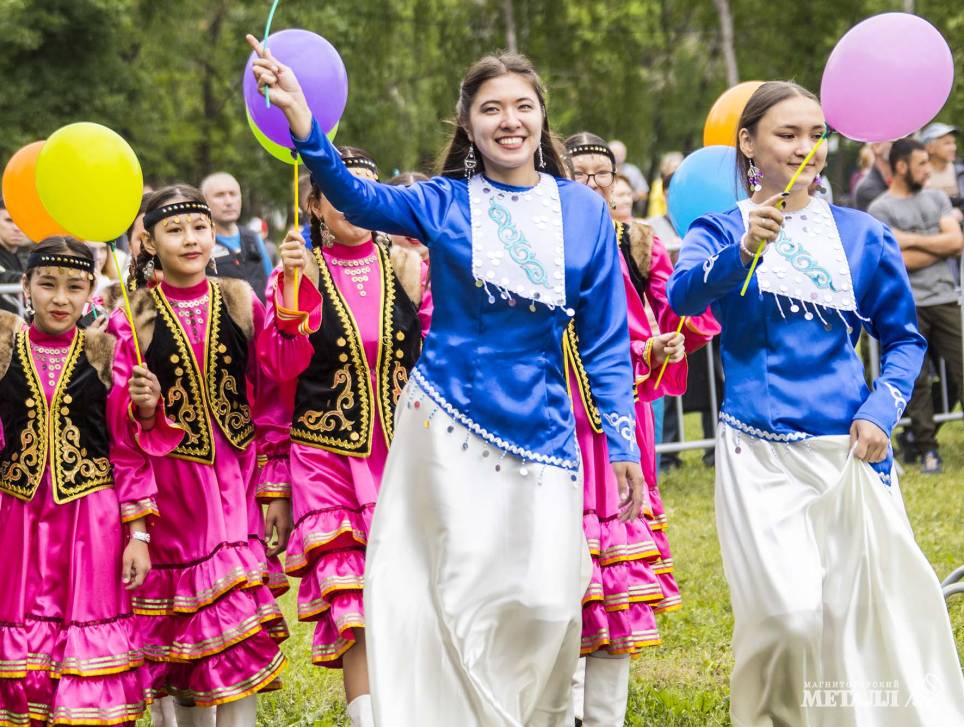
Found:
<box><xmin>292</xmin><ymin>160</ymin><xmax>300</xmax><ymax>309</ymax></box>
<box><xmin>654</xmin><ymin>317</ymin><xmax>686</xmax><ymax>388</ymax></box>
<box><xmin>109</xmin><ymin>241</ymin><xmax>142</xmax><ymax>364</ymax></box>
<box><xmin>739</xmin><ymin>130</ymin><xmax>830</xmax><ymax>297</ymax></box>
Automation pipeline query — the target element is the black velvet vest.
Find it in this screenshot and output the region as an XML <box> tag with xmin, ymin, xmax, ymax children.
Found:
<box><xmin>144</xmin><ymin>281</ymin><xmax>254</xmax><ymax>464</ymax></box>
<box><xmin>291</xmin><ymin>244</ymin><xmax>422</xmax><ymax>455</ymax></box>
<box><xmin>0</xmin><ymin>328</ymin><xmax>113</xmax><ymax>503</ymax></box>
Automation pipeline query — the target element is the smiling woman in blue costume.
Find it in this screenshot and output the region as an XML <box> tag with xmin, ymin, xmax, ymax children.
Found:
<box><xmin>668</xmin><ymin>81</ymin><xmax>964</xmax><ymax>726</ymax></box>
<box><xmin>248</xmin><ymin>38</ymin><xmax>643</xmax><ymax>727</ymax></box>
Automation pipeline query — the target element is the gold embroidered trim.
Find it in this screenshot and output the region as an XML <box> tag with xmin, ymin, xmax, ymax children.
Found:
<box><xmin>51</xmin><ymin>332</ymin><xmax>112</xmax><ymax>503</ymax></box>
<box><xmin>0</xmin><ymin>330</ymin><xmax>47</xmax><ymax>501</ymax></box>
<box><xmin>153</xmin><ymin>285</ymin><xmax>215</xmax><ymax>464</ymax></box>
<box><xmin>562</xmin><ymin>321</ymin><xmax>602</xmax><ymax>433</ymax></box>
<box><xmin>292</xmin><ymin>248</ymin><xmax>374</xmax><ymax>455</ymax></box>
<box><xmin>206</xmin><ymin>281</ymin><xmax>254</xmax><ymax>450</ymax></box>
<box><xmin>375</xmin><ymin>244</ymin><xmax>396</xmax><ymax>445</ymax></box>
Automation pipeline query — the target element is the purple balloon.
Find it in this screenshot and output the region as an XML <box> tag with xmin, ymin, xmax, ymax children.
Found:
<box><xmin>821</xmin><ymin>13</ymin><xmax>953</xmax><ymax>143</ymax></box>
<box><xmin>244</xmin><ymin>29</ymin><xmax>348</xmax><ymax>148</ymax></box>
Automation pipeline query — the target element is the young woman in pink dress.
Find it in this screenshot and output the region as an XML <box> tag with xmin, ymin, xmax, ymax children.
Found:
<box><xmin>564</xmin><ymin>134</ymin><xmax>719</xmax><ymax>726</ymax></box>
<box><xmin>119</xmin><ymin>186</ymin><xmax>292</xmax><ymax>727</ymax></box>
<box><xmin>0</xmin><ymin>237</ymin><xmax>176</xmax><ymax>726</ymax></box>
<box><xmin>257</xmin><ymin>148</ymin><xmax>428</xmax><ymax>727</ymax></box>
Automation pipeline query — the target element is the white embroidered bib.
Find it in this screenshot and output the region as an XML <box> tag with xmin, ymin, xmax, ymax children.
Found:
<box><xmin>738</xmin><ymin>198</ymin><xmax>858</xmax><ymax>325</ymax></box>
<box><xmin>468</xmin><ymin>173</ymin><xmax>569</xmax><ymax>312</ymax></box>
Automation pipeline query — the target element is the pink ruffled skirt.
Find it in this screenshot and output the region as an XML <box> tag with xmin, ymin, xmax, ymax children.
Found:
<box><xmin>284</xmin><ymin>419</ymin><xmax>388</xmax><ymax>668</ymax></box>
<box><xmin>133</xmin><ymin>444</ymin><xmax>287</xmax><ymax>708</ymax></box>
<box><xmin>572</xmin><ymin>373</ymin><xmax>679</xmax><ymax>657</ymax></box>
<box><xmin>0</xmin><ymin>480</ymin><xmax>147</xmax><ymax>726</ymax></box>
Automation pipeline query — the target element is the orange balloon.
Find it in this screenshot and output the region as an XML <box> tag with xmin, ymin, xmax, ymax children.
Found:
<box><xmin>2</xmin><ymin>141</ymin><xmax>70</xmax><ymax>242</ymax></box>
<box><xmin>703</xmin><ymin>81</ymin><xmax>765</xmax><ymax>147</ymax></box>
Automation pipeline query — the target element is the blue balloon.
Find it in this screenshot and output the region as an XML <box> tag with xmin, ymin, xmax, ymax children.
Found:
<box><xmin>667</xmin><ymin>146</ymin><xmax>747</xmax><ymax>235</ymax></box>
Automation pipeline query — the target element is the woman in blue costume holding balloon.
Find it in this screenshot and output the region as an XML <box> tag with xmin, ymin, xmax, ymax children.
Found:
<box><xmin>248</xmin><ymin>37</ymin><xmax>644</xmax><ymax>727</ymax></box>
<box><xmin>668</xmin><ymin>81</ymin><xmax>964</xmax><ymax>726</ymax></box>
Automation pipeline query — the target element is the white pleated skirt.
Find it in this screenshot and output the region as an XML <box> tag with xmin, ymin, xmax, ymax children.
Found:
<box><xmin>715</xmin><ymin>422</ymin><xmax>964</xmax><ymax>727</ymax></box>
<box><xmin>364</xmin><ymin>381</ymin><xmax>592</xmax><ymax>726</ymax></box>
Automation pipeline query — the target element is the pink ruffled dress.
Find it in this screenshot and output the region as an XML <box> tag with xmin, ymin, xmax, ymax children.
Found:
<box><xmin>117</xmin><ymin>280</ymin><xmax>289</xmax><ymax>707</ymax></box>
<box><xmin>0</xmin><ymin>323</ymin><xmax>176</xmax><ymax>726</ymax></box>
<box><xmin>574</xmin><ymin>234</ymin><xmax>719</xmax><ymax>655</ymax></box>
<box><xmin>257</xmin><ymin>240</ymin><xmax>427</xmax><ymax>668</ymax></box>
<box><xmin>643</xmin><ymin>236</ymin><xmax>719</xmax><ymax>613</ymax></box>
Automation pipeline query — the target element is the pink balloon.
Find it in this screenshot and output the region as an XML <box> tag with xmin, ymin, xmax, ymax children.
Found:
<box><xmin>821</xmin><ymin>13</ymin><xmax>953</xmax><ymax>143</ymax></box>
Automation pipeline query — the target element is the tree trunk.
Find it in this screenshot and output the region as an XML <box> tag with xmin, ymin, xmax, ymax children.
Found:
<box><xmin>903</xmin><ymin>0</ymin><xmax>915</xmax><ymax>12</ymax></box>
<box><xmin>712</xmin><ymin>0</ymin><xmax>739</xmax><ymax>87</ymax></box>
<box><xmin>503</xmin><ymin>0</ymin><xmax>518</xmax><ymax>53</ymax></box>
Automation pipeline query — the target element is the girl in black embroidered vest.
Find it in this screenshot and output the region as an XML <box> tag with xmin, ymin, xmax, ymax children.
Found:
<box><xmin>256</xmin><ymin>148</ymin><xmax>427</xmax><ymax>726</ymax></box>
<box><xmin>0</xmin><ymin>237</ymin><xmax>168</xmax><ymax>725</ymax></box>
<box><xmin>120</xmin><ymin>185</ymin><xmax>290</xmax><ymax>722</ymax></box>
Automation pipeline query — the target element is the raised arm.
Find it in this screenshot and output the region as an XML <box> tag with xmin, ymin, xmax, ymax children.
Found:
<box><xmin>246</xmin><ymin>34</ymin><xmax>448</xmax><ymax>242</ymax></box>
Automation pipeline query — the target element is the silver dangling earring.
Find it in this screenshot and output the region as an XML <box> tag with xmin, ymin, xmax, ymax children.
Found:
<box><xmin>464</xmin><ymin>144</ymin><xmax>478</xmax><ymax>178</ymax></box>
<box><xmin>144</xmin><ymin>256</ymin><xmax>156</xmax><ymax>282</ymax></box>
<box><xmin>537</xmin><ymin>143</ymin><xmax>545</xmax><ymax>170</ymax></box>
<box><xmin>747</xmin><ymin>159</ymin><xmax>763</xmax><ymax>192</ymax></box>
<box><xmin>24</xmin><ymin>297</ymin><xmax>34</xmax><ymax>317</ymax></box>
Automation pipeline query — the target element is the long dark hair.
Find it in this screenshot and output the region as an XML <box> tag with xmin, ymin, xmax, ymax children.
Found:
<box><xmin>309</xmin><ymin>147</ymin><xmax>378</xmax><ymax>246</ymax></box>
<box><xmin>735</xmin><ymin>81</ymin><xmax>820</xmax><ymax>195</ymax></box>
<box><xmin>133</xmin><ymin>184</ymin><xmax>208</xmax><ymax>287</ymax></box>
<box><xmin>436</xmin><ymin>53</ymin><xmax>566</xmax><ymax>179</ymax></box>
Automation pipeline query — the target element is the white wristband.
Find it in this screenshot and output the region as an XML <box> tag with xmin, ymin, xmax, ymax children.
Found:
<box><xmin>131</xmin><ymin>530</ymin><xmax>151</xmax><ymax>544</ymax></box>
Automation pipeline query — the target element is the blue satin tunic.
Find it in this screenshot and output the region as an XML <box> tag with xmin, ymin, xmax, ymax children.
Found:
<box><xmin>668</xmin><ymin>205</ymin><xmax>925</xmax><ymax>478</ymax></box>
<box><xmin>294</xmin><ymin>120</ymin><xmax>638</xmax><ymax>469</ymax></box>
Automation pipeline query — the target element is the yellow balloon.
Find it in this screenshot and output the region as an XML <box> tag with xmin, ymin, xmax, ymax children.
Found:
<box><xmin>703</xmin><ymin>81</ymin><xmax>765</xmax><ymax>147</ymax></box>
<box><xmin>36</xmin><ymin>122</ymin><xmax>143</xmax><ymax>242</ymax></box>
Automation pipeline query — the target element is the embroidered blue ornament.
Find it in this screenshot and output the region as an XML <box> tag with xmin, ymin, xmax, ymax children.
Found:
<box><xmin>487</xmin><ymin>198</ymin><xmax>551</xmax><ymax>289</ymax></box>
<box><xmin>774</xmin><ymin>230</ymin><xmax>836</xmax><ymax>291</ymax></box>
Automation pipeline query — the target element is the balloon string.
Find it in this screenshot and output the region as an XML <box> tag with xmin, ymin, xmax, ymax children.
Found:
<box><xmin>739</xmin><ymin>130</ymin><xmax>831</xmax><ymax>297</ymax></box>
<box><xmin>293</xmin><ymin>160</ymin><xmax>300</xmax><ymax>309</ymax></box>
<box><xmin>654</xmin><ymin>317</ymin><xmax>686</xmax><ymax>388</ymax></box>
<box><xmin>262</xmin><ymin>0</ymin><xmax>281</xmax><ymax>109</ymax></box>
<box><xmin>109</xmin><ymin>241</ymin><xmax>142</xmax><ymax>364</ymax></box>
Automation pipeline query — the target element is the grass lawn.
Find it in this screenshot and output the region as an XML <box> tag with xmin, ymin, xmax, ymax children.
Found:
<box><xmin>145</xmin><ymin>419</ymin><xmax>964</xmax><ymax>726</ymax></box>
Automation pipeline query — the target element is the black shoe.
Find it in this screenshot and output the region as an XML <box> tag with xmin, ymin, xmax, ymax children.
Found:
<box><xmin>920</xmin><ymin>449</ymin><xmax>943</xmax><ymax>475</ymax></box>
<box><xmin>896</xmin><ymin>429</ymin><xmax>917</xmax><ymax>464</ymax></box>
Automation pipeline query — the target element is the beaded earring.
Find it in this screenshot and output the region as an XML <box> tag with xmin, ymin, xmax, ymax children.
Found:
<box><xmin>464</xmin><ymin>144</ymin><xmax>478</xmax><ymax>179</ymax></box>
<box><xmin>747</xmin><ymin>159</ymin><xmax>763</xmax><ymax>192</ymax></box>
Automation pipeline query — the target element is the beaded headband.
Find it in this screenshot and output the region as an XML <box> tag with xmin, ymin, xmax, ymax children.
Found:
<box><xmin>143</xmin><ymin>201</ymin><xmax>213</xmax><ymax>231</ymax></box>
<box><xmin>566</xmin><ymin>143</ymin><xmax>616</xmax><ymax>164</ymax></box>
<box><xmin>342</xmin><ymin>155</ymin><xmax>379</xmax><ymax>178</ymax></box>
<box><xmin>26</xmin><ymin>252</ymin><xmax>95</xmax><ymax>276</ymax></box>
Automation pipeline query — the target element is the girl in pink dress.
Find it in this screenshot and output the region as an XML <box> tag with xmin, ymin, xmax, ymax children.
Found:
<box><xmin>565</xmin><ymin>134</ymin><xmax>719</xmax><ymax>726</ymax></box>
<box><xmin>257</xmin><ymin>148</ymin><xmax>427</xmax><ymax>727</ymax></box>
<box><xmin>119</xmin><ymin>186</ymin><xmax>291</xmax><ymax>727</ymax></box>
<box><xmin>0</xmin><ymin>237</ymin><xmax>177</xmax><ymax>726</ymax></box>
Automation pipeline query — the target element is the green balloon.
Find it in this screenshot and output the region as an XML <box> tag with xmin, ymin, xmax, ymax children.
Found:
<box><xmin>246</xmin><ymin>109</ymin><xmax>338</xmax><ymax>165</ymax></box>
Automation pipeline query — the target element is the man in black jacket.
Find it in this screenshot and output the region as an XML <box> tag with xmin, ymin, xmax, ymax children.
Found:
<box><xmin>201</xmin><ymin>172</ymin><xmax>272</xmax><ymax>301</ymax></box>
<box><xmin>0</xmin><ymin>199</ymin><xmax>28</xmax><ymax>314</ymax></box>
